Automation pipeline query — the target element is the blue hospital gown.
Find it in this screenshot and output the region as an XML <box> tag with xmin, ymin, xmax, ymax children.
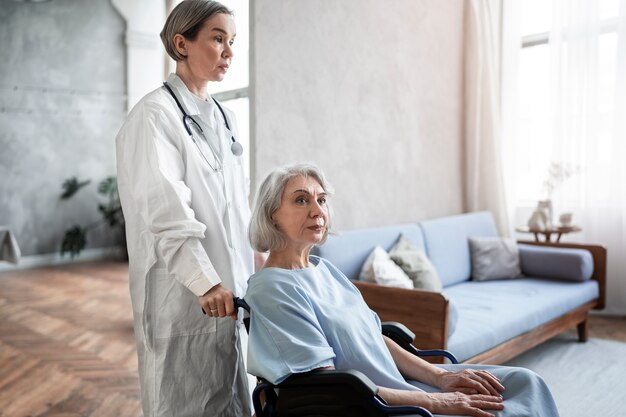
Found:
<box><xmin>245</xmin><ymin>256</ymin><xmax>560</xmax><ymax>417</ymax></box>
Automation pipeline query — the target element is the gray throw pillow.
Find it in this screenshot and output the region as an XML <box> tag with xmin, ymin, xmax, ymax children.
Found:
<box><xmin>469</xmin><ymin>237</ymin><xmax>522</xmax><ymax>281</ymax></box>
<box><xmin>389</xmin><ymin>234</ymin><xmax>442</xmax><ymax>292</ymax></box>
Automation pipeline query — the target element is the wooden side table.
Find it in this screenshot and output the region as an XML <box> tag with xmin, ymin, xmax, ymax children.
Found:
<box><xmin>515</xmin><ymin>226</ymin><xmax>582</xmax><ymax>243</ymax></box>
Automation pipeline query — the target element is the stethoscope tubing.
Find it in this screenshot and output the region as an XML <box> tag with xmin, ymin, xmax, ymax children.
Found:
<box><xmin>163</xmin><ymin>82</ymin><xmax>242</xmax><ymax>171</ymax></box>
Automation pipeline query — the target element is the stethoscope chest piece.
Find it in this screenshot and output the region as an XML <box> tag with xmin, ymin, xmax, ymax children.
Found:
<box><xmin>231</xmin><ymin>141</ymin><xmax>243</xmax><ymax>156</ymax></box>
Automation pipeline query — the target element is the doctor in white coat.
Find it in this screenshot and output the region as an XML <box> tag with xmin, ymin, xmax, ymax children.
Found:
<box><xmin>115</xmin><ymin>1</ymin><xmax>254</xmax><ymax>416</ymax></box>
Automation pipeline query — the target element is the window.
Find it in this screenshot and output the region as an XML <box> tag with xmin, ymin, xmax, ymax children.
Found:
<box><xmin>507</xmin><ymin>0</ymin><xmax>622</xmax><ymax>206</ymax></box>
<box><xmin>209</xmin><ymin>0</ymin><xmax>251</xmax><ymax>179</ymax></box>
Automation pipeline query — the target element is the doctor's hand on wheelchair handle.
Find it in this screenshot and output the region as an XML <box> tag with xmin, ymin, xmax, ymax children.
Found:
<box><xmin>200</xmin><ymin>285</ymin><xmax>249</xmax><ymax>320</ymax></box>
<box><xmin>199</xmin><ymin>283</ymin><xmax>237</xmax><ymax>320</ymax></box>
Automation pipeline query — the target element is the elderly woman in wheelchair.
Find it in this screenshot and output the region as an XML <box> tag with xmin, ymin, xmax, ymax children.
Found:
<box><xmin>243</xmin><ymin>163</ymin><xmax>560</xmax><ymax>417</ymax></box>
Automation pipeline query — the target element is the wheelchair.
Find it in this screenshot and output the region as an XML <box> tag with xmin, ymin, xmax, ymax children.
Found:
<box><xmin>234</xmin><ymin>298</ymin><xmax>459</xmax><ymax>417</ymax></box>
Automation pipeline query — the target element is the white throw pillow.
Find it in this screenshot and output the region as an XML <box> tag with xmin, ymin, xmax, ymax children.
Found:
<box><xmin>359</xmin><ymin>246</ymin><xmax>413</xmax><ymax>289</ymax></box>
<box><xmin>446</xmin><ymin>297</ymin><xmax>459</xmax><ymax>338</ymax></box>
<box><xmin>469</xmin><ymin>237</ymin><xmax>522</xmax><ymax>281</ymax></box>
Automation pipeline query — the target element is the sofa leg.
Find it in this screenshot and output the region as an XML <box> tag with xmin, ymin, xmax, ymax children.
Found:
<box><xmin>577</xmin><ymin>320</ymin><xmax>589</xmax><ymax>342</ymax></box>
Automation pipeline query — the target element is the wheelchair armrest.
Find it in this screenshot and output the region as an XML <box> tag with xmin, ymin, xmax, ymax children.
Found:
<box><xmin>273</xmin><ymin>370</ymin><xmax>434</xmax><ymax>417</ymax></box>
<box><xmin>414</xmin><ymin>349</ymin><xmax>458</xmax><ymax>364</ymax></box>
<box><xmin>279</xmin><ymin>369</ymin><xmax>378</xmax><ymax>396</ymax></box>
<box><xmin>382</xmin><ymin>321</ymin><xmax>458</xmax><ymax>364</ymax></box>
<box><xmin>382</xmin><ymin>322</ymin><xmax>416</xmax><ymax>344</ymax></box>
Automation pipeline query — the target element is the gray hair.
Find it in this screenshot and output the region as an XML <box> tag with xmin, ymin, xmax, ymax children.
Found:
<box><xmin>249</xmin><ymin>163</ymin><xmax>334</xmax><ymax>252</ymax></box>
<box><xmin>160</xmin><ymin>0</ymin><xmax>233</xmax><ymax>61</ymax></box>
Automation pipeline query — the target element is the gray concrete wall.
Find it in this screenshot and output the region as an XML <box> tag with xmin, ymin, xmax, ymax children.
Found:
<box><xmin>0</xmin><ymin>0</ymin><xmax>126</xmax><ymax>256</ymax></box>
<box><xmin>1</xmin><ymin>0</ymin><xmax>466</xmax><ymax>257</ymax></box>
<box><xmin>251</xmin><ymin>0</ymin><xmax>466</xmax><ymax>230</ymax></box>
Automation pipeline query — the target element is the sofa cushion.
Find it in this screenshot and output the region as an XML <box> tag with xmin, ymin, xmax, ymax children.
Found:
<box><xmin>469</xmin><ymin>237</ymin><xmax>522</xmax><ymax>281</ymax></box>
<box><xmin>313</xmin><ymin>224</ymin><xmax>425</xmax><ymax>280</ymax></box>
<box><xmin>445</xmin><ymin>278</ymin><xmax>599</xmax><ymax>362</ymax></box>
<box><xmin>389</xmin><ymin>234</ymin><xmax>442</xmax><ymax>291</ymax></box>
<box><xmin>518</xmin><ymin>244</ymin><xmax>594</xmax><ymax>282</ymax></box>
<box><xmin>419</xmin><ymin>212</ymin><xmax>499</xmax><ymax>287</ymax></box>
<box><xmin>359</xmin><ymin>246</ymin><xmax>413</xmax><ymax>289</ymax></box>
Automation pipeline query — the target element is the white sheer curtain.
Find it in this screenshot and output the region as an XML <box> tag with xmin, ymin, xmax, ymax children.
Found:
<box><xmin>504</xmin><ymin>0</ymin><xmax>626</xmax><ymax>314</ymax></box>
<box><xmin>551</xmin><ymin>0</ymin><xmax>626</xmax><ymax>315</ymax></box>
<box><xmin>464</xmin><ymin>0</ymin><xmax>511</xmax><ymax>236</ymax></box>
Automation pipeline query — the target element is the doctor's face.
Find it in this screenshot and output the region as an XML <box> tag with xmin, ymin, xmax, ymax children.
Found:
<box><xmin>183</xmin><ymin>13</ymin><xmax>236</xmax><ymax>82</ymax></box>
<box><xmin>272</xmin><ymin>175</ymin><xmax>329</xmax><ymax>250</ymax></box>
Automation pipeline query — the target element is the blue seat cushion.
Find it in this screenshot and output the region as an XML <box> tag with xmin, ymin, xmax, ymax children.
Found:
<box><xmin>419</xmin><ymin>212</ymin><xmax>499</xmax><ymax>287</ymax></box>
<box><xmin>445</xmin><ymin>278</ymin><xmax>599</xmax><ymax>362</ymax></box>
<box><xmin>313</xmin><ymin>224</ymin><xmax>425</xmax><ymax>281</ymax></box>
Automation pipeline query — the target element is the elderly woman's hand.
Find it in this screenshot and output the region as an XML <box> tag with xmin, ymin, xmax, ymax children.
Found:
<box><xmin>427</xmin><ymin>392</ymin><xmax>504</xmax><ymax>417</ymax></box>
<box><xmin>437</xmin><ymin>369</ymin><xmax>505</xmax><ymax>396</ymax></box>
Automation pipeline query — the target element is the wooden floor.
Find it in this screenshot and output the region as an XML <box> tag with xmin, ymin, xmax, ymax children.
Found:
<box><xmin>1</xmin><ymin>260</ymin><xmax>625</xmax><ymax>417</ymax></box>
<box><xmin>0</xmin><ymin>261</ymin><xmax>140</xmax><ymax>417</ymax></box>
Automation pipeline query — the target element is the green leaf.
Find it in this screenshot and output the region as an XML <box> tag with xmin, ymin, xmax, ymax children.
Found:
<box><xmin>60</xmin><ymin>177</ymin><xmax>91</xmax><ymax>200</ymax></box>
<box><xmin>98</xmin><ymin>177</ymin><xmax>118</xmax><ymax>198</ymax></box>
<box><xmin>99</xmin><ymin>204</ymin><xmax>124</xmax><ymax>228</ymax></box>
<box><xmin>60</xmin><ymin>225</ymin><xmax>87</xmax><ymax>258</ymax></box>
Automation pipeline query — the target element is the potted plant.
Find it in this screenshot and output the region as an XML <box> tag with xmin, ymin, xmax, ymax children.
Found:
<box><xmin>59</xmin><ymin>176</ymin><xmax>126</xmax><ymax>258</ymax></box>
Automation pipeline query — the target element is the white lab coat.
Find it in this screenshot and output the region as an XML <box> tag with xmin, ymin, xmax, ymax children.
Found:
<box><xmin>116</xmin><ymin>73</ymin><xmax>253</xmax><ymax>417</ymax></box>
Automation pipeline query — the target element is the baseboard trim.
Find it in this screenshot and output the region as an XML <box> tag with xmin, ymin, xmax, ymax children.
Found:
<box><xmin>0</xmin><ymin>246</ymin><xmax>126</xmax><ymax>272</ymax></box>
<box><xmin>591</xmin><ymin>308</ymin><xmax>626</xmax><ymax>317</ymax></box>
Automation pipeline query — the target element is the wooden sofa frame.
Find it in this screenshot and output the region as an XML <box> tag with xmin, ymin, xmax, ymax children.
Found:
<box><xmin>353</xmin><ymin>241</ymin><xmax>607</xmax><ymax>365</ymax></box>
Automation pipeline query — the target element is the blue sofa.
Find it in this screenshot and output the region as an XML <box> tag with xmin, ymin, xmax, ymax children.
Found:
<box><xmin>313</xmin><ymin>212</ymin><xmax>606</xmax><ymax>364</ymax></box>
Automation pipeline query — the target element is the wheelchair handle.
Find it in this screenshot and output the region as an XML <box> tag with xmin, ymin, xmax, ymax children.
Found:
<box><xmin>234</xmin><ymin>296</ymin><xmax>250</xmax><ymax>312</ymax></box>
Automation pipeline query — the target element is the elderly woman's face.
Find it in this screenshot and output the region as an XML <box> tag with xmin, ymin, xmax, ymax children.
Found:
<box><xmin>183</xmin><ymin>13</ymin><xmax>236</xmax><ymax>82</ymax></box>
<box><xmin>272</xmin><ymin>175</ymin><xmax>329</xmax><ymax>250</ymax></box>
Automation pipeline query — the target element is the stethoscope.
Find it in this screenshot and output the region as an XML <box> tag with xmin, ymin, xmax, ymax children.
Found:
<box><xmin>163</xmin><ymin>82</ymin><xmax>243</xmax><ymax>172</ymax></box>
